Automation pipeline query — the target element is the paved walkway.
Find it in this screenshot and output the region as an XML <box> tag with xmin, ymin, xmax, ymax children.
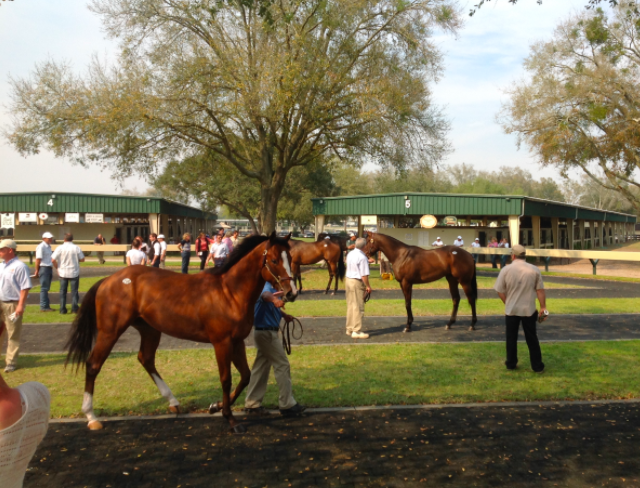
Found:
<box><xmin>14</xmin><ymin>313</ymin><xmax>640</xmax><ymax>354</ymax></box>
<box><xmin>25</xmin><ymin>402</ymin><xmax>640</xmax><ymax>487</ymax></box>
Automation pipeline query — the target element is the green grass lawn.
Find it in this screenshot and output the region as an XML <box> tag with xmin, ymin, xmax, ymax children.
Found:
<box><xmin>300</xmin><ymin>269</ymin><xmax>587</xmax><ymax>290</ymax></box>
<box><xmin>8</xmin><ymin>341</ymin><xmax>640</xmax><ymax>418</ymax></box>
<box><xmin>31</xmin><ymin>276</ymin><xmax>107</xmax><ymax>293</ymax></box>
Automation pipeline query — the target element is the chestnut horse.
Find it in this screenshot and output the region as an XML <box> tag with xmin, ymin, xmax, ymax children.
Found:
<box><xmin>363</xmin><ymin>232</ymin><xmax>477</xmax><ymax>332</ymax></box>
<box><xmin>288</xmin><ymin>238</ymin><xmax>345</xmax><ymax>294</ymax></box>
<box><xmin>65</xmin><ymin>233</ymin><xmax>297</xmax><ymax>433</ymax></box>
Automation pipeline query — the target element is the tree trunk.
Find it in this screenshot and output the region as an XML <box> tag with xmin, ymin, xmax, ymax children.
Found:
<box><xmin>260</xmin><ymin>180</ymin><xmax>286</xmax><ymax>235</ymax></box>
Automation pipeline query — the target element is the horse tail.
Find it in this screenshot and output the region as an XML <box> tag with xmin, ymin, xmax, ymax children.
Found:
<box><xmin>65</xmin><ymin>278</ymin><xmax>106</xmax><ymax>371</ymax></box>
<box><xmin>337</xmin><ymin>248</ymin><xmax>346</xmax><ymax>282</ymax></box>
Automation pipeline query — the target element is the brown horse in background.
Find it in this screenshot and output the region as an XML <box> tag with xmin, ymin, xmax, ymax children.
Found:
<box><xmin>65</xmin><ymin>233</ymin><xmax>297</xmax><ymax>433</ymax></box>
<box><xmin>363</xmin><ymin>232</ymin><xmax>477</xmax><ymax>332</ymax></box>
<box><xmin>317</xmin><ymin>232</ymin><xmax>348</xmax><ymax>252</ymax></box>
<box><xmin>289</xmin><ymin>238</ymin><xmax>345</xmax><ymax>294</ymax></box>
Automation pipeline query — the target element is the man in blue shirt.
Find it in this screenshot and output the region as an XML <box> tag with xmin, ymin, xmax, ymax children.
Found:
<box><xmin>244</xmin><ymin>282</ymin><xmax>305</xmax><ymax>417</ymax></box>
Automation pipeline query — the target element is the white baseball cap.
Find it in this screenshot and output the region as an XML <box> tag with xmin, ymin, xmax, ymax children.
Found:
<box><xmin>158</xmin><ymin>234</ymin><xmax>165</xmax><ymax>239</ymax></box>
<box><xmin>457</xmin><ymin>236</ymin><xmax>462</xmax><ymax>239</ymax></box>
<box><xmin>42</xmin><ymin>232</ymin><xmax>54</xmax><ymax>239</ymax></box>
<box><xmin>475</xmin><ymin>237</ymin><xmax>479</xmax><ymax>241</ymax></box>
<box><xmin>436</xmin><ymin>237</ymin><xmax>441</xmax><ymax>239</ymax></box>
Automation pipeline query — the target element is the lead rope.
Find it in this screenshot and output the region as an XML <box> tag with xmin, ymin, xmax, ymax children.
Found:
<box><xmin>280</xmin><ymin>316</ymin><xmax>303</xmax><ymax>355</ymax></box>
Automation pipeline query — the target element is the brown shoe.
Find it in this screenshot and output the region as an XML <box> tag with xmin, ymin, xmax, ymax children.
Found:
<box><xmin>40</xmin><ymin>308</ymin><xmax>57</xmax><ymax>313</ymax></box>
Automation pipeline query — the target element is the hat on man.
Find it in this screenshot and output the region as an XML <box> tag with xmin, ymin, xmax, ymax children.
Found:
<box><xmin>436</xmin><ymin>237</ymin><xmax>441</xmax><ymax>240</ymax></box>
<box><xmin>0</xmin><ymin>239</ymin><xmax>17</xmax><ymax>250</ymax></box>
<box><xmin>512</xmin><ymin>244</ymin><xmax>526</xmax><ymax>257</ymax></box>
<box><xmin>475</xmin><ymin>237</ymin><xmax>479</xmax><ymax>241</ymax></box>
<box><xmin>42</xmin><ymin>232</ymin><xmax>54</xmax><ymax>239</ymax></box>
<box><xmin>349</xmin><ymin>232</ymin><xmax>356</xmax><ymax>237</ymax></box>
<box><xmin>457</xmin><ymin>236</ymin><xmax>462</xmax><ymax>239</ymax></box>
<box><xmin>158</xmin><ymin>234</ymin><xmax>165</xmax><ymax>239</ymax></box>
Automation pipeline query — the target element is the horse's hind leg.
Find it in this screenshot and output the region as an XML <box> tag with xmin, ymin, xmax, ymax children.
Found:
<box><xmin>460</xmin><ymin>282</ymin><xmax>478</xmax><ymax>331</ymax></box>
<box><xmin>325</xmin><ymin>260</ymin><xmax>335</xmax><ymax>295</ymax></box>
<box><xmin>445</xmin><ymin>276</ymin><xmax>461</xmax><ymax>330</ymax></box>
<box><xmin>134</xmin><ymin>322</ymin><xmax>181</xmax><ymax>413</ymax></box>
<box><xmin>292</xmin><ymin>263</ymin><xmax>303</xmax><ymax>294</ymax></box>
<box><xmin>400</xmin><ymin>280</ymin><xmax>414</xmax><ymax>333</ymax></box>
<box><xmin>82</xmin><ymin>331</ymin><xmax>120</xmax><ymax>430</ymax></box>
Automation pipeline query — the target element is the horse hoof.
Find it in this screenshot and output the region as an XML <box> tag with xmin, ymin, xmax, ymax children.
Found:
<box><xmin>331</xmin><ymin>292</ymin><xmax>336</xmax><ymax>296</ymax></box>
<box><xmin>209</xmin><ymin>402</ymin><xmax>222</xmax><ymax>414</ymax></box>
<box><xmin>403</xmin><ymin>327</ymin><xmax>411</xmax><ymax>333</ymax></box>
<box><xmin>469</xmin><ymin>326</ymin><xmax>476</xmax><ymax>331</ymax></box>
<box><xmin>445</xmin><ymin>325</ymin><xmax>451</xmax><ymax>330</ymax></box>
<box><xmin>88</xmin><ymin>420</ymin><xmax>103</xmax><ymax>431</ymax></box>
<box><xmin>230</xmin><ymin>424</ymin><xmax>247</xmax><ymax>435</ymax></box>
<box><xmin>169</xmin><ymin>405</ymin><xmax>181</xmax><ymax>414</ymax></box>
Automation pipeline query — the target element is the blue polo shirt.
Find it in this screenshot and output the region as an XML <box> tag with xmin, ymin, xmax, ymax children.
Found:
<box><xmin>254</xmin><ymin>282</ymin><xmax>282</xmax><ymax>329</ymax></box>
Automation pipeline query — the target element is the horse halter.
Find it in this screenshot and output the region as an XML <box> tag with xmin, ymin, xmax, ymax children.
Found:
<box><xmin>262</xmin><ymin>247</ymin><xmax>294</xmax><ymax>292</ymax></box>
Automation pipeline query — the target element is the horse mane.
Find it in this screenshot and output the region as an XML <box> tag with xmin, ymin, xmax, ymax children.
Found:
<box><xmin>206</xmin><ymin>234</ymin><xmax>290</xmax><ymax>275</ymax></box>
<box><xmin>372</xmin><ymin>232</ymin><xmax>410</xmax><ymax>248</ymax></box>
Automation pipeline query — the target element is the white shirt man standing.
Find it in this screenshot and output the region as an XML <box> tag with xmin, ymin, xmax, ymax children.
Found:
<box><xmin>471</xmin><ymin>237</ymin><xmax>481</xmax><ymax>263</ymax></box>
<box><xmin>432</xmin><ymin>237</ymin><xmax>444</xmax><ymax>247</ymax></box>
<box><xmin>35</xmin><ymin>232</ymin><xmax>55</xmax><ymax>312</ymax></box>
<box><xmin>158</xmin><ymin>234</ymin><xmax>168</xmax><ymax>268</ymax></box>
<box><xmin>51</xmin><ymin>233</ymin><xmax>85</xmax><ymax>315</ymax></box>
<box><xmin>0</xmin><ymin>239</ymin><xmax>32</xmax><ymax>372</ymax></box>
<box><xmin>453</xmin><ymin>236</ymin><xmax>464</xmax><ymax>247</ymax></box>
<box><xmin>345</xmin><ymin>238</ymin><xmax>372</xmax><ymax>339</ymax></box>
<box><xmin>148</xmin><ymin>234</ymin><xmax>161</xmax><ymax>268</ymax></box>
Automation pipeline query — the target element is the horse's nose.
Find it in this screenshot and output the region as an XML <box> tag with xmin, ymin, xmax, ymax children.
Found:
<box><xmin>286</xmin><ymin>290</ymin><xmax>298</xmax><ymax>303</ymax></box>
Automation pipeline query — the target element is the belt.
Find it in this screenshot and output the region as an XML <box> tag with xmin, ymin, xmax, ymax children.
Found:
<box><xmin>255</xmin><ymin>327</ymin><xmax>280</xmax><ymax>332</ymax></box>
<box><xmin>1</xmin><ymin>300</ymin><xmax>18</xmax><ymax>303</ymax></box>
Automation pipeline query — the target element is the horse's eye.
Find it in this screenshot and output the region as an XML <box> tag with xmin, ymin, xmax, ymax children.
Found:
<box><xmin>271</xmin><ymin>259</ymin><xmax>278</xmax><ymax>264</ymax></box>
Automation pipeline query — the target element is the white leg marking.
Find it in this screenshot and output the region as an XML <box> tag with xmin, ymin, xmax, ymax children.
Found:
<box><xmin>281</xmin><ymin>251</ymin><xmax>297</xmax><ymax>294</ymax></box>
<box><xmin>152</xmin><ymin>373</ymin><xmax>180</xmax><ymax>407</ymax></box>
<box><xmin>82</xmin><ymin>392</ymin><xmax>98</xmax><ymax>423</ymax></box>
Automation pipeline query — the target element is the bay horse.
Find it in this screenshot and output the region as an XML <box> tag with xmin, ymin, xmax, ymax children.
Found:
<box><xmin>288</xmin><ymin>238</ymin><xmax>345</xmax><ymax>294</ymax></box>
<box><xmin>65</xmin><ymin>233</ymin><xmax>297</xmax><ymax>433</ymax></box>
<box><xmin>363</xmin><ymin>232</ymin><xmax>478</xmax><ymax>332</ymax></box>
<box><xmin>317</xmin><ymin>232</ymin><xmax>348</xmax><ymax>252</ymax></box>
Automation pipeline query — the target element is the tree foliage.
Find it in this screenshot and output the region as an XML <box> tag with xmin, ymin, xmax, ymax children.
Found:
<box><xmin>500</xmin><ymin>3</ymin><xmax>640</xmax><ymax>210</ymax></box>
<box><xmin>5</xmin><ymin>0</ymin><xmax>458</xmax><ymax>233</ymax></box>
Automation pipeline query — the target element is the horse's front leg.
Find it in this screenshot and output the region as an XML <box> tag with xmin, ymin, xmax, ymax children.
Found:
<box><xmin>210</xmin><ymin>340</ymin><xmax>245</xmax><ymax>434</ymax></box>
<box><xmin>400</xmin><ymin>281</ymin><xmax>414</xmax><ymax>332</ymax></box>
<box><xmin>445</xmin><ymin>276</ymin><xmax>461</xmax><ymax>330</ymax></box>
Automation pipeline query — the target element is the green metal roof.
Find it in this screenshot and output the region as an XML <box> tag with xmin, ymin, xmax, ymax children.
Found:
<box><xmin>312</xmin><ymin>193</ymin><xmax>636</xmax><ymax>223</ymax></box>
<box><xmin>0</xmin><ymin>192</ymin><xmax>216</xmax><ymax>220</ymax></box>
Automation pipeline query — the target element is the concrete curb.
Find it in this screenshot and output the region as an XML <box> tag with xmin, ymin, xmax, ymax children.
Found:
<box><xmin>50</xmin><ymin>397</ymin><xmax>640</xmax><ymax>424</ymax></box>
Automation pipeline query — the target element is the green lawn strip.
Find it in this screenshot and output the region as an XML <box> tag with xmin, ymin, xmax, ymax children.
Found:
<box><xmin>286</xmin><ymin>298</ymin><xmax>640</xmax><ymax>317</ymax></box>
<box><xmin>8</xmin><ymin>341</ymin><xmax>640</xmax><ymax>418</ymax></box>
<box><xmin>299</xmin><ymin>269</ymin><xmax>585</xmax><ymax>291</ymax></box>
<box><xmin>31</xmin><ymin>276</ymin><xmax>108</xmax><ymax>293</ymax></box>
<box><xmin>478</xmin><ymin>264</ymin><xmax>640</xmax><ymax>283</ymax></box>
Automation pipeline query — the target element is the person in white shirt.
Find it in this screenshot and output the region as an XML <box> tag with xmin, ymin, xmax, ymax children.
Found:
<box><xmin>471</xmin><ymin>237</ymin><xmax>481</xmax><ymax>263</ymax></box>
<box><xmin>206</xmin><ymin>234</ymin><xmax>229</xmax><ymax>267</ymax></box>
<box><xmin>432</xmin><ymin>237</ymin><xmax>444</xmax><ymax>247</ymax></box>
<box><xmin>499</xmin><ymin>238</ymin><xmax>511</xmax><ymax>268</ymax></box>
<box><xmin>34</xmin><ymin>232</ymin><xmax>55</xmax><ymax>312</ymax></box>
<box><xmin>148</xmin><ymin>234</ymin><xmax>162</xmax><ymax>268</ymax></box>
<box><xmin>453</xmin><ymin>236</ymin><xmax>464</xmax><ymax>247</ymax></box>
<box><xmin>345</xmin><ymin>238</ymin><xmax>372</xmax><ymax>339</ymax></box>
<box><xmin>51</xmin><ymin>233</ymin><xmax>85</xmax><ymax>315</ymax></box>
<box><xmin>158</xmin><ymin>234</ymin><xmax>168</xmax><ymax>268</ymax></box>
<box><xmin>126</xmin><ymin>238</ymin><xmax>148</xmax><ymax>266</ymax></box>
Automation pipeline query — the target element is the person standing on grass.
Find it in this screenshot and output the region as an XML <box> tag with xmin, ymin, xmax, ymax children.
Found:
<box><xmin>136</xmin><ymin>235</ymin><xmax>148</xmax><ymax>257</ymax></box>
<box><xmin>34</xmin><ymin>232</ymin><xmax>55</xmax><ymax>312</ymax></box>
<box><xmin>471</xmin><ymin>237</ymin><xmax>481</xmax><ymax>264</ymax></box>
<box><xmin>453</xmin><ymin>235</ymin><xmax>464</xmax><ymax>247</ymax></box>
<box><xmin>488</xmin><ymin>237</ymin><xmax>499</xmax><ymax>269</ymax></box>
<box><xmin>51</xmin><ymin>234</ymin><xmax>85</xmax><ymax>315</ymax></box>
<box><xmin>148</xmin><ymin>234</ymin><xmax>161</xmax><ymax>268</ymax></box>
<box><xmin>195</xmin><ymin>232</ymin><xmax>212</xmax><ymax>271</ymax></box>
<box><xmin>345</xmin><ymin>237</ymin><xmax>372</xmax><ymax>339</ymax></box>
<box><xmin>494</xmin><ymin>244</ymin><xmax>547</xmax><ymax>374</ymax></box>
<box><xmin>223</xmin><ymin>231</ymin><xmax>234</xmax><ymax>254</ymax></box>
<box><xmin>126</xmin><ymin>238</ymin><xmax>147</xmax><ymax>266</ymax></box>
<box><xmin>230</xmin><ymin>230</ymin><xmax>240</xmax><ymax>248</ymax></box>
<box><xmin>177</xmin><ymin>233</ymin><xmax>192</xmax><ymax>274</ymax></box>
<box><xmin>0</xmin><ymin>348</ymin><xmax>50</xmax><ymax>488</ymax></box>
<box><xmin>244</xmin><ymin>283</ymin><xmax>305</xmax><ymax>418</ymax></box>
<box><xmin>93</xmin><ymin>234</ymin><xmax>106</xmax><ymax>264</ymax></box>
<box><xmin>499</xmin><ymin>238</ymin><xmax>510</xmax><ymax>268</ymax></box>
<box><xmin>0</xmin><ymin>240</ymin><xmax>31</xmax><ymax>373</ymax></box>
<box><xmin>158</xmin><ymin>234</ymin><xmax>168</xmax><ymax>268</ymax></box>
<box><xmin>206</xmin><ymin>234</ymin><xmax>229</xmax><ymax>268</ymax></box>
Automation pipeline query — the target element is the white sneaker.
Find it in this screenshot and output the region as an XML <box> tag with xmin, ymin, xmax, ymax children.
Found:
<box><xmin>351</xmin><ymin>332</ymin><xmax>369</xmax><ymax>339</ymax></box>
<box><xmin>346</xmin><ymin>331</ymin><xmax>352</xmax><ymax>336</ymax></box>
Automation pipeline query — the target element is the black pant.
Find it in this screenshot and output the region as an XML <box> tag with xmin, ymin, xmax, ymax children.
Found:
<box><xmin>490</xmin><ymin>255</ymin><xmax>497</xmax><ymax>268</ymax></box>
<box><xmin>181</xmin><ymin>252</ymin><xmax>190</xmax><ymax>274</ymax></box>
<box><xmin>505</xmin><ymin>312</ymin><xmax>544</xmax><ymax>372</ymax></box>
<box><xmin>199</xmin><ymin>251</ymin><xmax>209</xmax><ymax>270</ymax></box>
<box><xmin>152</xmin><ymin>259</ymin><xmax>160</xmax><ymax>268</ymax></box>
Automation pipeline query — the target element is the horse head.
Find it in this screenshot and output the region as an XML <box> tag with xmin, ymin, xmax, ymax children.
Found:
<box><xmin>262</xmin><ymin>232</ymin><xmax>298</xmax><ymax>302</ymax></box>
<box><xmin>363</xmin><ymin>231</ymin><xmax>380</xmax><ymax>257</ymax></box>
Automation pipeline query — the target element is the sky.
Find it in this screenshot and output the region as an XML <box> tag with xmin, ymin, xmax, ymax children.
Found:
<box><xmin>0</xmin><ymin>0</ymin><xmax>596</xmax><ymax>195</ymax></box>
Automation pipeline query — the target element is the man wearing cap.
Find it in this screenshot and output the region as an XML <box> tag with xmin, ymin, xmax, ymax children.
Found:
<box><xmin>158</xmin><ymin>235</ymin><xmax>168</xmax><ymax>268</ymax></box>
<box><xmin>432</xmin><ymin>237</ymin><xmax>444</xmax><ymax>247</ymax></box>
<box><xmin>93</xmin><ymin>234</ymin><xmax>106</xmax><ymax>264</ymax></box>
<box><xmin>34</xmin><ymin>232</ymin><xmax>55</xmax><ymax>312</ymax></box>
<box><xmin>453</xmin><ymin>236</ymin><xmax>464</xmax><ymax>247</ymax></box>
<box><xmin>51</xmin><ymin>234</ymin><xmax>85</xmax><ymax>315</ymax></box>
<box><xmin>494</xmin><ymin>244</ymin><xmax>547</xmax><ymax>373</ymax></box>
<box><xmin>347</xmin><ymin>232</ymin><xmax>357</xmax><ymax>251</ymax></box>
<box><xmin>0</xmin><ymin>239</ymin><xmax>32</xmax><ymax>372</ymax></box>
<box><xmin>471</xmin><ymin>237</ymin><xmax>481</xmax><ymax>263</ymax></box>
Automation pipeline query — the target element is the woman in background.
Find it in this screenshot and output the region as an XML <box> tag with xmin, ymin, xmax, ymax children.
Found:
<box><xmin>126</xmin><ymin>238</ymin><xmax>147</xmax><ymax>266</ymax></box>
<box><xmin>177</xmin><ymin>233</ymin><xmax>192</xmax><ymax>274</ymax></box>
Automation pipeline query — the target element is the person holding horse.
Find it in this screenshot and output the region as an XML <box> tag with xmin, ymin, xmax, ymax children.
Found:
<box><xmin>244</xmin><ymin>283</ymin><xmax>306</xmax><ymax>418</ymax></box>
<box><xmin>494</xmin><ymin>244</ymin><xmax>546</xmax><ymax>373</ymax></box>
<box><xmin>345</xmin><ymin>237</ymin><xmax>372</xmax><ymax>339</ymax></box>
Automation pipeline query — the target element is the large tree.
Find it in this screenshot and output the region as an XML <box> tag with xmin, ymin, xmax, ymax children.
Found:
<box><xmin>6</xmin><ymin>0</ymin><xmax>457</xmax><ymax>233</ymax></box>
<box><xmin>500</xmin><ymin>3</ymin><xmax>640</xmax><ymax>210</ymax></box>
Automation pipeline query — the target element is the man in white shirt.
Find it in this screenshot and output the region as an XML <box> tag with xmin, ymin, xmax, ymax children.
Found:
<box><xmin>453</xmin><ymin>236</ymin><xmax>464</xmax><ymax>247</ymax></box>
<box><xmin>158</xmin><ymin>234</ymin><xmax>168</xmax><ymax>268</ymax></box>
<box><xmin>0</xmin><ymin>240</ymin><xmax>32</xmax><ymax>372</ymax></box>
<box><xmin>432</xmin><ymin>237</ymin><xmax>444</xmax><ymax>247</ymax></box>
<box><xmin>148</xmin><ymin>234</ymin><xmax>162</xmax><ymax>268</ymax></box>
<box><xmin>206</xmin><ymin>234</ymin><xmax>229</xmax><ymax>267</ymax></box>
<box><xmin>34</xmin><ymin>232</ymin><xmax>55</xmax><ymax>312</ymax></box>
<box><xmin>51</xmin><ymin>234</ymin><xmax>85</xmax><ymax>315</ymax></box>
<box><xmin>345</xmin><ymin>238</ymin><xmax>372</xmax><ymax>339</ymax></box>
<box><xmin>471</xmin><ymin>237</ymin><xmax>481</xmax><ymax>263</ymax></box>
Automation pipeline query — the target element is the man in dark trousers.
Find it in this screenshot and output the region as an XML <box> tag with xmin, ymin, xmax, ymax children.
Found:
<box><xmin>494</xmin><ymin>244</ymin><xmax>547</xmax><ymax>373</ymax></box>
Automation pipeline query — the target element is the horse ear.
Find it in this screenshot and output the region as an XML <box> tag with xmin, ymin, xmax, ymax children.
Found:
<box><xmin>285</xmin><ymin>232</ymin><xmax>292</xmax><ymax>241</ymax></box>
<box><xmin>269</xmin><ymin>231</ymin><xmax>277</xmax><ymax>242</ymax></box>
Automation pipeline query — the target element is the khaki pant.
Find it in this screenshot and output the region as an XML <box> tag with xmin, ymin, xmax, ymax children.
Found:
<box><xmin>96</xmin><ymin>251</ymin><xmax>105</xmax><ymax>264</ymax></box>
<box><xmin>245</xmin><ymin>330</ymin><xmax>297</xmax><ymax>410</ymax></box>
<box><xmin>345</xmin><ymin>277</ymin><xmax>365</xmax><ymax>334</ymax></box>
<box><xmin>0</xmin><ymin>301</ymin><xmax>22</xmax><ymax>367</ymax></box>
<box><xmin>160</xmin><ymin>256</ymin><xmax>166</xmax><ymax>269</ymax></box>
